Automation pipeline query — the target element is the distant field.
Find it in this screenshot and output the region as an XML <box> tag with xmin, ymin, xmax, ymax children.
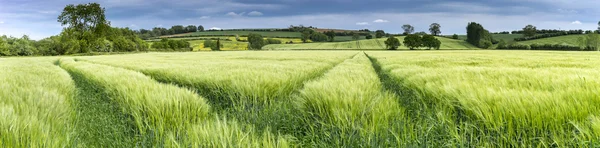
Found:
<box><xmin>264</xmin><ymin>36</ymin><xmax>478</xmax><ymax>50</ymax></box>
<box><xmin>516</xmin><ymin>34</ymin><xmax>583</xmax><ymax>46</ymax></box>
<box><xmin>163</xmin><ymin>31</ymin><xmax>302</xmax><ymax>38</ymax></box>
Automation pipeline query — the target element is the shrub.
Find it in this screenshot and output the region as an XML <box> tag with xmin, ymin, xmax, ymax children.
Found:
<box><xmin>384</xmin><ymin>36</ymin><xmax>401</xmax><ymax>50</ymax></box>
<box><xmin>479</xmin><ymin>40</ymin><xmax>492</xmax><ymax>49</ymax></box>
<box><xmin>310</xmin><ymin>32</ymin><xmax>329</xmax><ymax>42</ymax></box>
<box><xmin>248</xmin><ymin>33</ymin><xmax>265</xmax><ymax>50</ymax></box>
<box><xmin>265</xmin><ymin>38</ymin><xmax>282</xmax><ymax>44</ymax></box>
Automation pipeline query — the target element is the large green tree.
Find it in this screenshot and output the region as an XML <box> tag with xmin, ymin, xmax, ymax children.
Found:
<box><xmin>58</xmin><ymin>3</ymin><xmax>110</xmax><ymax>36</ymax></box>
<box><xmin>248</xmin><ymin>33</ymin><xmax>265</xmax><ymax>50</ymax></box>
<box><xmin>186</xmin><ymin>25</ymin><xmax>197</xmax><ymax>32</ymax></box>
<box><xmin>422</xmin><ymin>35</ymin><xmax>441</xmax><ymax>50</ymax></box>
<box><xmin>198</xmin><ymin>25</ymin><xmax>205</xmax><ymax>32</ymax></box>
<box><xmin>402</xmin><ymin>24</ymin><xmax>414</xmax><ymax>35</ymax></box>
<box><xmin>403</xmin><ymin>34</ymin><xmax>422</xmax><ymax>50</ymax></box>
<box><xmin>523</xmin><ymin>25</ymin><xmax>537</xmax><ymax>37</ymax></box>
<box><xmin>351</xmin><ymin>32</ymin><xmax>360</xmax><ymax>40</ymax></box>
<box><xmin>301</xmin><ymin>31</ymin><xmax>311</xmax><ymax>43</ymax></box>
<box><xmin>57</xmin><ymin>2</ymin><xmax>110</xmax><ymax>52</ymax></box>
<box><xmin>384</xmin><ymin>36</ymin><xmax>401</xmax><ymax>50</ymax></box>
<box><xmin>310</xmin><ymin>32</ymin><xmax>328</xmax><ymax>42</ymax></box>
<box><xmin>324</xmin><ymin>30</ymin><xmax>336</xmax><ymax>42</ymax></box>
<box><xmin>466</xmin><ymin>22</ymin><xmax>493</xmax><ymax>48</ymax></box>
<box><xmin>429</xmin><ymin>23</ymin><xmax>441</xmax><ymax>36</ymax></box>
<box><xmin>375</xmin><ymin>30</ymin><xmax>385</xmax><ymax>38</ymax></box>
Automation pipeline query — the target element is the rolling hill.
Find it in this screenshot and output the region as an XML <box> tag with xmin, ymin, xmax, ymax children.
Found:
<box><xmin>263</xmin><ymin>36</ymin><xmax>479</xmax><ymax>50</ymax></box>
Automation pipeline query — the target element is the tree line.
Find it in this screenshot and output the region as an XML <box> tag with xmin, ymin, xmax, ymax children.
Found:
<box><xmin>380</xmin><ymin>23</ymin><xmax>443</xmax><ymax>50</ymax></box>
<box><xmin>1</xmin><ymin>3</ymin><xmax>149</xmax><ymax>56</ymax></box>
<box><xmin>137</xmin><ymin>25</ymin><xmax>205</xmax><ymax>39</ymax></box>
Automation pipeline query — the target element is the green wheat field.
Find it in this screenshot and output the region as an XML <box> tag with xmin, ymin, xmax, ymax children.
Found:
<box><xmin>2</xmin><ymin>50</ymin><xmax>600</xmax><ymax>147</ymax></box>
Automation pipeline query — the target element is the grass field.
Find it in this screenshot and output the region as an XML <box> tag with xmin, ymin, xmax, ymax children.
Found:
<box><xmin>2</xmin><ymin>50</ymin><xmax>600</xmax><ymax>147</ymax></box>
<box><xmin>264</xmin><ymin>36</ymin><xmax>478</xmax><ymax>50</ymax></box>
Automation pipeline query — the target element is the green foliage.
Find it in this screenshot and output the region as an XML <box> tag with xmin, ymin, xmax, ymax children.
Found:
<box><xmin>366</xmin><ymin>34</ymin><xmax>373</xmax><ymax>39</ymax></box>
<box><xmin>203</xmin><ymin>39</ymin><xmax>223</xmax><ymax>51</ymax></box>
<box><xmin>384</xmin><ymin>36</ymin><xmax>401</xmax><ymax>50</ymax></box>
<box><xmin>198</xmin><ymin>25</ymin><xmax>204</xmax><ymax>32</ymax></box>
<box><xmin>429</xmin><ymin>23</ymin><xmax>441</xmax><ymax>36</ymax></box>
<box><xmin>375</xmin><ymin>30</ymin><xmax>385</xmax><ymax>38</ymax></box>
<box><xmin>264</xmin><ymin>36</ymin><xmax>478</xmax><ymax>50</ymax></box>
<box><xmin>0</xmin><ymin>3</ymin><xmax>152</xmax><ymax>56</ymax></box>
<box><xmin>466</xmin><ymin>22</ymin><xmax>493</xmax><ymax>48</ymax></box>
<box><xmin>310</xmin><ymin>32</ymin><xmax>329</xmax><ymax>42</ymax></box>
<box><xmin>151</xmin><ymin>38</ymin><xmax>191</xmax><ymax>51</ymax></box>
<box><xmin>324</xmin><ymin>30</ymin><xmax>336</xmax><ymax>42</ymax></box>
<box><xmin>185</xmin><ymin>25</ymin><xmax>197</xmax><ymax>32</ymax></box>
<box><xmin>523</xmin><ymin>25</ymin><xmax>537</xmax><ymax>37</ymax></box>
<box><xmin>452</xmin><ymin>34</ymin><xmax>459</xmax><ymax>39</ymax></box>
<box><xmin>57</xmin><ymin>3</ymin><xmax>110</xmax><ymax>52</ymax></box>
<box><xmin>248</xmin><ymin>33</ymin><xmax>266</xmax><ymax>50</ymax></box>
<box><xmin>403</xmin><ymin>34</ymin><xmax>422</xmax><ymax>50</ymax></box>
<box><xmin>422</xmin><ymin>35</ymin><xmax>441</xmax><ymax>50</ymax></box>
<box><xmin>414</xmin><ymin>31</ymin><xmax>428</xmax><ymax>36</ymax></box>
<box><xmin>351</xmin><ymin>32</ymin><xmax>360</xmax><ymax>40</ymax></box>
<box><xmin>497</xmin><ymin>39</ymin><xmax>507</xmax><ymax>49</ymax></box>
<box><xmin>479</xmin><ymin>40</ymin><xmax>493</xmax><ymax>49</ymax></box>
<box><xmin>301</xmin><ymin>31</ymin><xmax>311</xmax><ymax>43</ymax></box>
<box><xmin>402</xmin><ymin>24</ymin><xmax>414</xmax><ymax>35</ymax></box>
<box><xmin>265</xmin><ymin>38</ymin><xmax>282</xmax><ymax>44</ymax></box>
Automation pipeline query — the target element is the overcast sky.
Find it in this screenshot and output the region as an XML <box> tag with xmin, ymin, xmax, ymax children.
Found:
<box><xmin>1</xmin><ymin>0</ymin><xmax>599</xmax><ymax>40</ymax></box>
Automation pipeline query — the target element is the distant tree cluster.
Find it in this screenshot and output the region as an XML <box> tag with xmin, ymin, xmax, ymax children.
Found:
<box><xmin>384</xmin><ymin>36</ymin><xmax>401</xmax><ymax>50</ymax></box>
<box><xmin>375</xmin><ymin>30</ymin><xmax>386</xmax><ymax>38</ymax></box>
<box><xmin>466</xmin><ymin>22</ymin><xmax>494</xmax><ymax>49</ymax></box>
<box><xmin>324</xmin><ymin>30</ymin><xmax>336</xmax><ymax>42</ymax></box>
<box><xmin>288</xmin><ymin>25</ymin><xmax>315</xmax><ymax>32</ymax></box>
<box><xmin>511</xmin><ymin>29</ymin><xmax>585</xmax><ymax>34</ymax></box>
<box><xmin>151</xmin><ymin>38</ymin><xmax>191</xmax><ymax>51</ymax></box>
<box><xmin>137</xmin><ymin>25</ymin><xmax>204</xmax><ymax>39</ymax></box>
<box><xmin>1</xmin><ymin>3</ymin><xmax>149</xmax><ymax>56</ymax></box>
<box><xmin>452</xmin><ymin>34</ymin><xmax>459</xmax><ymax>39</ymax></box>
<box><xmin>310</xmin><ymin>32</ymin><xmax>329</xmax><ymax>42</ymax></box>
<box><xmin>247</xmin><ymin>33</ymin><xmax>285</xmax><ymax>50</ymax></box>
<box><xmin>522</xmin><ymin>25</ymin><xmax>537</xmax><ymax>37</ymax></box>
<box><xmin>403</xmin><ymin>34</ymin><xmax>441</xmax><ymax>50</ymax></box>
<box><xmin>203</xmin><ymin>39</ymin><xmax>223</xmax><ymax>51</ymax></box>
<box><xmin>491</xmin><ymin>31</ymin><xmax>510</xmax><ymax>34</ymax></box>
